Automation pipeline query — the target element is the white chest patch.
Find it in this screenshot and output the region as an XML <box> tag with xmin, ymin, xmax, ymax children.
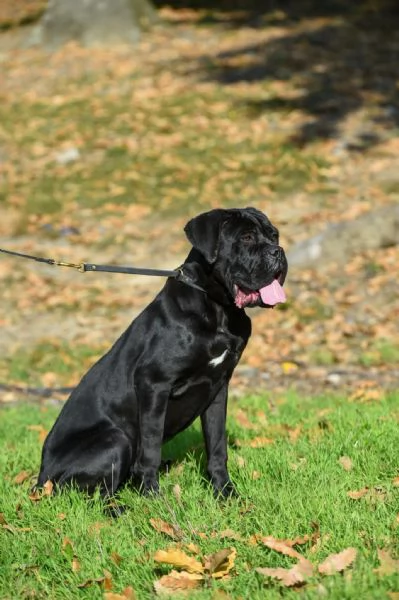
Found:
<box><xmin>209</xmin><ymin>349</ymin><xmax>229</xmax><ymax>368</ymax></box>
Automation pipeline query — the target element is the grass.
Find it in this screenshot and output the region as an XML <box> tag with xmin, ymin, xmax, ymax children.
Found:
<box><xmin>0</xmin><ymin>84</ymin><xmax>331</xmax><ymax>232</ymax></box>
<box><xmin>1</xmin><ymin>391</ymin><xmax>398</xmax><ymax>599</ymax></box>
<box><xmin>0</xmin><ymin>341</ymin><xmax>107</xmax><ymax>387</ymax></box>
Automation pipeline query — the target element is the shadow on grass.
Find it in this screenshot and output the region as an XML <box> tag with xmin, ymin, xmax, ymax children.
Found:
<box><xmin>158</xmin><ymin>0</ymin><xmax>399</xmax><ymax>149</ymax></box>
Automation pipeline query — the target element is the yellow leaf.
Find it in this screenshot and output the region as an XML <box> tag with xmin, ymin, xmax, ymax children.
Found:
<box><xmin>154</xmin><ymin>570</ymin><xmax>203</xmax><ymax>596</ymax></box>
<box><xmin>281</xmin><ymin>361</ymin><xmax>299</xmax><ymax>374</ymax></box>
<box><xmin>205</xmin><ymin>547</ymin><xmax>236</xmax><ymax>579</ymax></box>
<box><xmin>104</xmin><ymin>587</ymin><xmax>136</xmax><ymax>600</ymax></box>
<box><xmin>153</xmin><ymin>548</ymin><xmax>204</xmax><ymax>574</ymax></box>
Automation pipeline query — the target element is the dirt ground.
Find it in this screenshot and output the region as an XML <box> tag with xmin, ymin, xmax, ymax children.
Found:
<box><xmin>1</xmin><ymin>6</ymin><xmax>398</xmax><ymax>401</ymax></box>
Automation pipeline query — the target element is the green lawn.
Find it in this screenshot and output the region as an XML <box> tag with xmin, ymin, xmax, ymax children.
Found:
<box><xmin>1</xmin><ymin>391</ymin><xmax>398</xmax><ymax>599</ymax></box>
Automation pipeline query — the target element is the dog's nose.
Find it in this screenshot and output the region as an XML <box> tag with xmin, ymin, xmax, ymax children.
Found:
<box><xmin>268</xmin><ymin>244</ymin><xmax>281</xmax><ymax>257</ymax></box>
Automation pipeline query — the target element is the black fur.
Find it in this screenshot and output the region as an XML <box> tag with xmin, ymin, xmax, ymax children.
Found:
<box><xmin>37</xmin><ymin>207</ymin><xmax>288</xmax><ymax>497</ymax></box>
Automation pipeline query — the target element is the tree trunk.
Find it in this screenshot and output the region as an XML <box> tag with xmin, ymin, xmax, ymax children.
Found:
<box><xmin>32</xmin><ymin>0</ymin><xmax>157</xmax><ymax>48</ymax></box>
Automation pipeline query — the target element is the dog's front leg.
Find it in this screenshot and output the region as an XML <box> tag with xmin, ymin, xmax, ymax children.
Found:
<box><xmin>201</xmin><ymin>384</ymin><xmax>236</xmax><ymax>498</ymax></box>
<box><xmin>132</xmin><ymin>382</ymin><xmax>169</xmax><ymax>495</ymax></box>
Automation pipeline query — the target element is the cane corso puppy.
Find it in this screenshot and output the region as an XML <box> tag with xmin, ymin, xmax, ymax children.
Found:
<box><xmin>37</xmin><ymin>207</ymin><xmax>288</xmax><ymax>498</ymax></box>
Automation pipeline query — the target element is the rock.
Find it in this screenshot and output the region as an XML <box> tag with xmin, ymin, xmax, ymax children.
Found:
<box><xmin>288</xmin><ymin>203</ymin><xmax>399</xmax><ymax>270</ymax></box>
<box><xmin>55</xmin><ymin>147</ymin><xmax>80</xmax><ymax>165</ymax></box>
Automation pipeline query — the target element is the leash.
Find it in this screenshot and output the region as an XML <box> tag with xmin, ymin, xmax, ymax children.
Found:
<box><xmin>0</xmin><ymin>246</ymin><xmax>207</xmax><ymax>293</ymax></box>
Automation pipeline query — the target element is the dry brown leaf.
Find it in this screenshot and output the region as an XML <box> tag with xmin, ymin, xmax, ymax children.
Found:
<box><xmin>154</xmin><ymin>570</ymin><xmax>203</xmax><ymax>596</ymax></box>
<box><xmin>234</xmin><ymin>409</ymin><xmax>257</xmax><ymax>430</ymax></box>
<box><xmin>184</xmin><ymin>543</ymin><xmax>200</xmax><ymax>554</ymax></box>
<box><xmin>219</xmin><ymin>529</ymin><xmax>242</xmax><ymax>541</ymax></box>
<box><xmin>392</xmin><ymin>476</ymin><xmax>399</xmax><ymax>487</ymax></box>
<box><xmin>236</xmin><ymin>455</ymin><xmax>246</xmax><ymax>468</ymax></box>
<box><xmin>347</xmin><ymin>487</ymin><xmax>368</xmax><ymax>499</ymax></box>
<box><xmin>43</xmin><ymin>480</ymin><xmax>54</xmax><ymax>496</ymax></box>
<box><xmin>374</xmin><ymin>549</ymin><xmax>399</xmax><ymax>576</ymax></box>
<box><xmin>103</xmin><ymin>569</ymin><xmax>113</xmax><ymax>591</ymax></box>
<box><xmin>338</xmin><ymin>456</ymin><xmax>353</xmax><ymax>471</ymax></box>
<box><xmin>235</xmin><ymin>436</ymin><xmax>274</xmax><ymax>448</ymax></box>
<box><xmin>387</xmin><ymin>593</ymin><xmax>399</xmax><ymax>600</ymax></box>
<box><xmin>77</xmin><ymin>576</ymin><xmax>106</xmax><ymax>589</ymax></box>
<box><xmin>14</xmin><ymin>470</ymin><xmax>31</xmax><ymax>485</ymax></box>
<box><xmin>104</xmin><ymin>587</ymin><xmax>136</xmax><ymax>600</ymax></box>
<box><xmin>26</xmin><ymin>424</ymin><xmax>48</xmax><ymax>444</ymax></box>
<box><xmin>172</xmin><ymin>484</ymin><xmax>182</xmax><ymax>503</ymax></box>
<box><xmin>287</xmin><ymin>425</ymin><xmax>302</xmax><ymax>443</ymax></box>
<box><xmin>72</xmin><ymin>557</ymin><xmax>81</xmax><ymax>573</ymax></box>
<box><xmin>318</xmin><ymin>547</ymin><xmax>357</xmax><ymax>575</ymax></box>
<box><xmin>62</xmin><ymin>537</ymin><xmax>74</xmax><ymax>552</ymax></box>
<box><xmin>110</xmin><ymin>551</ymin><xmax>123</xmax><ymax>566</ymax></box>
<box><xmin>204</xmin><ymin>547</ymin><xmax>236</xmax><ymax>579</ymax></box>
<box><xmin>150</xmin><ymin>518</ymin><xmax>182</xmax><ymax>540</ymax></box>
<box><xmin>153</xmin><ymin>548</ymin><xmax>204</xmax><ymax>574</ymax></box>
<box><xmin>256</xmin><ymin>558</ymin><xmax>313</xmax><ymax>587</ymax></box>
<box><xmin>28</xmin><ymin>488</ymin><xmax>42</xmax><ymax>502</ymax></box>
<box><xmin>261</xmin><ymin>536</ymin><xmax>302</xmax><ymax>559</ymax></box>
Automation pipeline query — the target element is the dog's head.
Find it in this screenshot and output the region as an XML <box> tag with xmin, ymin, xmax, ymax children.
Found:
<box><xmin>184</xmin><ymin>207</ymin><xmax>288</xmax><ymax>308</ymax></box>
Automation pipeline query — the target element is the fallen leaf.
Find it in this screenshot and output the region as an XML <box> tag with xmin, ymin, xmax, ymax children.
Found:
<box><xmin>234</xmin><ymin>409</ymin><xmax>257</xmax><ymax>430</ymax></box>
<box><xmin>43</xmin><ymin>480</ymin><xmax>54</xmax><ymax>496</ymax></box>
<box><xmin>28</xmin><ymin>488</ymin><xmax>42</xmax><ymax>502</ymax></box>
<box><xmin>172</xmin><ymin>484</ymin><xmax>182</xmax><ymax>503</ymax></box>
<box><xmin>318</xmin><ymin>548</ymin><xmax>357</xmax><ymax>575</ymax></box>
<box><xmin>261</xmin><ymin>536</ymin><xmax>302</xmax><ymax>559</ymax></box>
<box><xmin>14</xmin><ymin>470</ymin><xmax>31</xmax><ymax>485</ymax></box>
<box><xmin>150</xmin><ymin>518</ymin><xmax>182</xmax><ymax>540</ymax></box>
<box><xmin>110</xmin><ymin>551</ymin><xmax>123</xmax><ymax>566</ymax></box>
<box><xmin>62</xmin><ymin>537</ymin><xmax>75</xmax><ymax>553</ymax></box>
<box><xmin>256</xmin><ymin>558</ymin><xmax>313</xmax><ymax>587</ymax></box>
<box><xmin>103</xmin><ymin>569</ymin><xmax>113</xmax><ymax>591</ymax></box>
<box><xmin>219</xmin><ymin>529</ymin><xmax>242</xmax><ymax>541</ymax></box>
<box><xmin>281</xmin><ymin>361</ymin><xmax>299</xmax><ymax>374</ymax></box>
<box><xmin>392</xmin><ymin>476</ymin><xmax>399</xmax><ymax>487</ymax></box>
<box><xmin>72</xmin><ymin>557</ymin><xmax>81</xmax><ymax>572</ymax></box>
<box><xmin>153</xmin><ymin>548</ymin><xmax>204</xmax><ymax>574</ymax></box>
<box><xmin>374</xmin><ymin>549</ymin><xmax>399</xmax><ymax>576</ymax></box>
<box><xmin>338</xmin><ymin>456</ymin><xmax>353</xmax><ymax>471</ymax></box>
<box><xmin>204</xmin><ymin>547</ymin><xmax>236</xmax><ymax>579</ymax></box>
<box><xmin>184</xmin><ymin>543</ymin><xmax>200</xmax><ymax>554</ymax></box>
<box><xmin>154</xmin><ymin>570</ymin><xmax>203</xmax><ymax>596</ymax></box>
<box><xmin>26</xmin><ymin>424</ymin><xmax>48</xmax><ymax>443</ymax></box>
<box><xmin>235</xmin><ymin>436</ymin><xmax>274</xmax><ymax>448</ymax></box>
<box><xmin>77</xmin><ymin>576</ymin><xmax>106</xmax><ymax>589</ymax></box>
<box><xmin>347</xmin><ymin>487</ymin><xmax>368</xmax><ymax>499</ymax></box>
<box><xmin>104</xmin><ymin>587</ymin><xmax>136</xmax><ymax>600</ymax></box>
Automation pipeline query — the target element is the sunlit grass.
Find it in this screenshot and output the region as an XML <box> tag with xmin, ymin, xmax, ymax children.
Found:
<box><xmin>1</xmin><ymin>391</ymin><xmax>398</xmax><ymax>599</ymax></box>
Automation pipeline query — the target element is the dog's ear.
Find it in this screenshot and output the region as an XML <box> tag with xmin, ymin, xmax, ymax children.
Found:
<box><xmin>184</xmin><ymin>209</ymin><xmax>228</xmax><ymax>264</ymax></box>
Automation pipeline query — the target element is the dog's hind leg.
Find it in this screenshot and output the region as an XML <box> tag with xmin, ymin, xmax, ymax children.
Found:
<box><xmin>39</xmin><ymin>426</ymin><xmax>133</xmax><ymax>496</ymax></box>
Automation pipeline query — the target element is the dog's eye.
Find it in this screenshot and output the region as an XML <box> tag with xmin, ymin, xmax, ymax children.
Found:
<box><xmin>270</xmin><ymin>230</ymin><xmax>279</xmax><ymax>244</ymax></box>
<box><xmin>241</xmin><ymin>232</ymin><xmax>256</xmax><ymax>243</ymax></box>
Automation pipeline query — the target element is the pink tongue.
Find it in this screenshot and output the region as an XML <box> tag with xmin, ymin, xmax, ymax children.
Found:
<box><xmin>260</xmin><ymin>280</ymin><xmax>286</xmax><ymax>306</ymax></box>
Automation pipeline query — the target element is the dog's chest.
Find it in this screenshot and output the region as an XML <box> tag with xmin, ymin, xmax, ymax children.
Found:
<box><xmin>207</xmin><ymin>327</ymin><xmax>245</xmax><ymax>371</ymax></box>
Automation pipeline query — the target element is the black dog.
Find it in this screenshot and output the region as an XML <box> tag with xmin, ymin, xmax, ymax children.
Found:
<box><xmin>37</xmin><ymin>207</ymin><xmax>287</xmax><ymax>498</ymax></box>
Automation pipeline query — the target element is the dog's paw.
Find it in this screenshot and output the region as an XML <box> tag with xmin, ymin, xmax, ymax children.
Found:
<box><xmin>139</xmin><ymin>478</ymin><xmax>160</xmax><ymax>497</ymax></box>
<box><xmin>213</xmin><ymin>480</ymin><xmax>238</xmax><ymax>499</ymax></box>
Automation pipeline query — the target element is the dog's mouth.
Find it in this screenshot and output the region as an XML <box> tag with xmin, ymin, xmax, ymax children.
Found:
<box><xmin>234</xmin><ymin>275</ymin><xmax>286</xmax><ymax>309</ymax></box>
